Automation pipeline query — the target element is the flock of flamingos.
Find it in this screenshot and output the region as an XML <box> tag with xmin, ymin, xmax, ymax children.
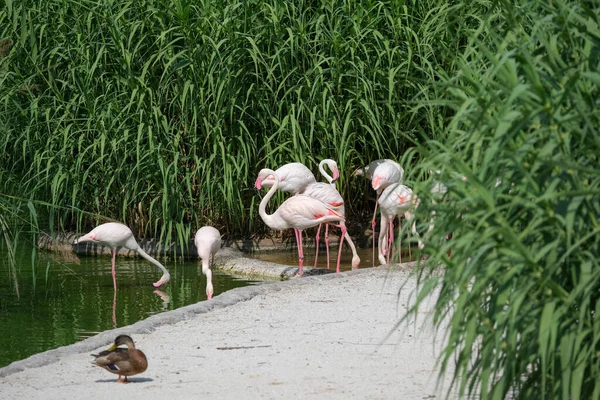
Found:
<box><xmin>74</xmin><ymin>158</ymin><xmax>421</xmax><ymax>300</ymax></box>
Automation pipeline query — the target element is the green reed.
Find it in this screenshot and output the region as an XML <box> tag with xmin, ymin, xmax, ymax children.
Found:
<box><xmin>0</xmin><ymin>0</ymin><xmax>479</xmax><ymax>244</ymax></box>
<box><xmin>407</xmin><ymin>1</ymin><xmax>600</xmax><ymax>398</ymax></box>
<box><xmin>1</xmin><ymin>0</ymin><xmax>599</xmax><ymax>396</ymax></box>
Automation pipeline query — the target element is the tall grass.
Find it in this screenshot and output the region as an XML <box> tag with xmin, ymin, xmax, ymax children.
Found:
<box><xmin>0</xmin><ymin>0</ymin><xmax>484</xmax><ymax>245</ymax></box>
<box><xmin>1</xmin><ymin>0</ymin><xmax>599</xmax><ymax>396</ymax></box>
<box><xmin>408</xmin><ymin>0</ymin><xmax>600</xmax><ymax>398</ymax></box>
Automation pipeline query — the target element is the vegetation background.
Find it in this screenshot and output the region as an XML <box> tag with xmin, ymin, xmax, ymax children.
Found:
<box><xmin>1</xmin><ymin>0</ymin><xmax>598</xmax><ymax>398</ymax></box>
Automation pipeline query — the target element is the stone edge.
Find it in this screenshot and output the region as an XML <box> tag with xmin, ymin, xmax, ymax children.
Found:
<box><xmin>0</xmin><ymin>261</ymin><xmax>414</xmax><ymax>378</ymax></box>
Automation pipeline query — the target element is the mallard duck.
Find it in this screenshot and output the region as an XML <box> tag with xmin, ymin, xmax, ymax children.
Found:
<box><xmin>91</xmin><ymin>335</ymin><xmax>148</xmax><ymax>383</ymax></box>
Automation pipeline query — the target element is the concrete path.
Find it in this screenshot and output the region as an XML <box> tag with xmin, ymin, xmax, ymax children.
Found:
<box><xmin>0</xmin><ymin>264</ymin><xmax>456</xmax><ymax>399</ymax></box>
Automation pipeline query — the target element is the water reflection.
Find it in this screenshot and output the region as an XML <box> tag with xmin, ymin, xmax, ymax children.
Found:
<box><xmin>250</xmin><ymin>244</ymin><xmax>417</xmax><ymax>270</ymax></box>
<box><xmin>0</xmin><ymin>241</ymin><xmax>261</xmax><ymax>368</ymax></box>
<box><xmin>250</xmin><ymin>246</ymin><xmax>377</xmax><ymax>270</ymax></box>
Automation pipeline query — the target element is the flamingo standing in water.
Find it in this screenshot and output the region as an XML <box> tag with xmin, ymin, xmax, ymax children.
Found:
<box><xmin>194</xmin><ymin>226</ymin><xmax>221</xmax><ymax>300</ymax></box>
<box><xmin>260</xmin><ymin>160</ymin><xmax>358</xmax><ymax>270</ymax></box>
<box><xmin>377</xmin><ymin>183</ymin><xmax>420</xmax><ymax>264</ymax></box>
<box><xmin>303</xmin><ymin>159</ymin><xmax>360</xmax><ymax>270</ymax></box>
<box><xmin>74</xmin><ymin>222</ymin><xmax>171</xmax><ymax>290</ymax></box>
<box><xmin>255</xmin><ymin>168</ymin><xmax>347</xmax><ymax>277</ymax></box>
<box><xmin>355</xmin><ymin>159</ymin><xmax>404</xmax><ymax>265</ymax></box>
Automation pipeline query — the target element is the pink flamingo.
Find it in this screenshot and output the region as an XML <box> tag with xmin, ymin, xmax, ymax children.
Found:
<box><xmin>353</xmin><ymin>159</ymin><xmax>392</xmax><ymax>179</ymax></box>
<box><xmin>355</xmin><ymin>159</ymin><xmax>404</xmax><ymax>265</ymax></box>
<box><xmin>194</xmin><ymin>226</ymin><xmax>221</xmax><ymax>300</ymax></box>
<box><xmin>303</xmin><ymin>159</ymin><xmax>360</xmax><ymax>270</ymax></box>
<box><xmin>377</xmin><ymin>183</ymin><xmax>421</xmax><ymax>264</ymax></box>
<box><xmin>255</xmin><ymin>168</ymin><xmax>347</xmax><ymax>277</ymax></box>
<box><xmin>259</xmin><ymin>159</ymin><xmax>358</xmax><ymax>270</ymax></box>
<box><xmin>259</xmin><ymin>162</ymin><xmax>316</xmax><ymax>194</ymax></box>
<box><xmin>74</xmin><ymin>222</ymin><xmax>170</xmax><ymax>290</ymax></box>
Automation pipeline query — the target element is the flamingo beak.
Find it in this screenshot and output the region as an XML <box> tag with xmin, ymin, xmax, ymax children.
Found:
<box><xmin>372</xmin><ymin>176</ymin><xmax>382</xmax><ymax>190</ymax></box>
<box><xmin>153</xmin><ymin>273</ymin><xmax>170</xmax><ymax>288</ymax></box>
<box><xmin>332</xmin><ymin>168</ymin><xmax>340</xmax><ymax>182</ymax></box>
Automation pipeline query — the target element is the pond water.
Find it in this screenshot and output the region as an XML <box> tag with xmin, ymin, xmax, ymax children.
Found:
<box><xmin>251</xmin><ymin>243</ymin><xmax>416</xmax><ymax>270</ymax></box>
<box><xmin>0</xmin><ymin>239</ymin><xmax>261</xmax><ymax>368</ymax></box>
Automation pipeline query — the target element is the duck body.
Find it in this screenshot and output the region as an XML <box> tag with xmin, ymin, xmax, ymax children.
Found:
<box><xmin>92</xmin><ymin>335</ymin><xmax>148</xmax><ymax>383</ymax></box>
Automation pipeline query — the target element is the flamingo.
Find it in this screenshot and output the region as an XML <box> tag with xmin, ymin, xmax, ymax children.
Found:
<box><xmin>74</xmin><ymin>222</ymin><xmax>170</xmax><ymax>290</ymax></box>
<box><xmin>303</xmin><ymin>159</ymin><xmax>360</xmax><ymax>270</ymax></box>
<box><xmin>255</xmin><ymin>168</ymin><xmax>347</xmax><ymax>277</ymax></box>
<box><xmin>355</xmin><ymin>159</ymin><xmax>404</xmax><ymax>265</ymax></box>
<box><xmin>377</xmin><ymin>183</ymin><xmax>419</xmax><ymax>265</ymax></box>
<box><xmin>259</xmin><ymin>159</ymin><xmax>357</xmax><ymax>269</ymax></box>
<box><xmin>259</xmin><ymin>162</ymin><xmax>316</xmax><ymax>194</ymax></box>
<box><xmin>194</xmin><ymin>226</ymin><xmax>221</xmax><ymax>300</ymax></box>
<box><xmin>353</xmin><ymin>159</ymin><xmax>396</xmax><ymax>179</ymax></box>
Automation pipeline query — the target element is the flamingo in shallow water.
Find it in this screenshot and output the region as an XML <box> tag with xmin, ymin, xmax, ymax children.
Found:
<box><xmin>255</xmin><ymin>168</ymin><xmax>347</xmax><ymax>277</ymax></box>
<box><xmin>355</xmin><ymin>159</ymin><xmax>404</xmax><ymax>265</ymax></box>
<box><xmin>74</xmin><ymin>222</ymin><xmax>170</xmax><ymax>290</ymax></box>
<box><xmin>194</xmin><ymin>226</ymin><xmax>221</xmax><ymax>299</ymax></box>
<box><xmin>303</xmin><ymin>159</ymin><xmax>360</xmax><ymax>270</ymax></box>
<box><xmin>377</xmin><ymin>183</ymin><xmax>420</xmax><ymax>265</ymax></box>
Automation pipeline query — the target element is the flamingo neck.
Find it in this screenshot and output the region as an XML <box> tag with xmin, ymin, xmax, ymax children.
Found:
<box><xmin>74</xmin><ymin>234</ymin><xmax>96</xmax><ymax>245</ymax></box>
<box><xmin>319</xmin><ymin>160</ymin><xmax>338</xmax><ymax>185</ymax></box>
<box><xmin>201</xmin><ymin>257</ymin><xmax>211</xmax><ymax>274</ymax></box>
<box><xmin>204</xmin><ymin>266</ymin><xmax>213</xmax><ymax>298</ymax></box>
<box><xmin>258</xmin><ymin>170</ymin><xmax>288</xmax><ymax>230</ymax></box>
<box><xmin>136</xmin><ymin>247</ymin><xmax>171</xmax><ymax>286</ymax></box>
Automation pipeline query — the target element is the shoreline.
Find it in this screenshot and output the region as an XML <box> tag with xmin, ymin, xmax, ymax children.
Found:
<box><xmin>0</xmin><ymin>261</ymin><xmax>455</xmax><ymax>399</ymax></box>
<box><xmin>0</xmin><ymin>265</ymin><xmax>386</xmax><ymax>378</ymax></box>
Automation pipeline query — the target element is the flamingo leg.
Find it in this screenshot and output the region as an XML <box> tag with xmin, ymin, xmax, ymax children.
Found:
<box><xmin>387</xmin><ymin>218</ymin><xmax>394</xmax><ymax>264</ymax></box>
<box><xmin>112</xmin><ymin>288</ymin><xmax>117</xmax><ymax>329</ymax></box>
<box><xmin>294</xmin><ymin>228</ymin><xmax>304</xmax><ymax>277</ymax></box>
<box><xmin>378</xmin><ymin>216</ymin><xmax>388</xmax><ymax>265</ymax></box>
<box><xmin>335</xmin><ymin>224</ymin><xmax>347</xmax><ymax>273</ymax></box>
<box><xmin>325</xmin><ymin>224</ymin><xmax>331</xmax><ymax>270</ymax></box>
<box><xmin>398</xmin><ymin>219</ymin><xmax>403</xmax><ymax>264</ymax></box>
<box><xmin>111</xmin><ymin>248</ymin><xmax>117</xmax><ymax>292</ymax></box>
<box><xmin>371</xmin><ymin>192</ymin><xmax>381</xmax><ymax>267</ymax></box>
<box><xmin>407</xmin><ymin>216</ymin><xmax>412</xmax><ymax>259</ymax></box>
<box><xmin>313</xmin><ymin>224</ymin><xmax>322</xmax><ymax>268</ymax></box>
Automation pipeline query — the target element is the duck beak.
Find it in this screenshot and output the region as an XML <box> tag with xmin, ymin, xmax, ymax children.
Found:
<box><xmin>107</xmin><ymin>343</ymin><xmax>118</xmax><ymax>352</ymax></box>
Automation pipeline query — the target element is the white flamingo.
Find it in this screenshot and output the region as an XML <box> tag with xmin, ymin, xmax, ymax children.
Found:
<box><xmin>259</xmin><ymin>162</ymin><xmax>316</xmax><ymax>194</ymax></box>
<box><xmin>377</xmin><ymin>183</ymin><xmax>420</xmax><ymax>265</ymax></box>
<box><xmin>255</xmin><ymin>168</ymin><xmax>347</xmax><ymax>276</ymax></box>
<box><xmin>194</xmin><ymin>226</ymin><xmax>221</xmax><ymax>300</ymax></box>
<box><xmin>303</xmin><ymin>159</ymin><xmax>360</xmax><ymax>270</ymax></box>
<box><xmin>356</xmin><ymin>159</ymin><xmax>404</xmax><ymax>265</ymax></box>
<box><xmin>74</xmin><ymin>222</ymin><xmax>170</xmax><ymax>290</ymax></box>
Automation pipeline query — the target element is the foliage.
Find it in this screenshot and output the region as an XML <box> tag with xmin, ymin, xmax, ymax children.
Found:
<box><xmin>0</xmin><ymin>0</ymin><xmax>484</xmax><ymax>245</ymax></box>
<box><xmin>2</xmin><ymin>0</ymin><xmax>598</xmax><ymax>395</ymax></box>
<box><xmin>408</xmin><ymin>0</ymin><xmax>600</xmax><ymax>398</ymax></box>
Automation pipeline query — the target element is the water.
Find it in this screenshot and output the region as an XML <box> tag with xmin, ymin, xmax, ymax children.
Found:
<box><xmin>251</xmin><ymin>243</ymin><xmax>417</xmax><ymax>269</ymax></box>
<box><xmin>0</xmin><ymin>239</ymin><xmax>261</xmax><ymax>368</ymax></box>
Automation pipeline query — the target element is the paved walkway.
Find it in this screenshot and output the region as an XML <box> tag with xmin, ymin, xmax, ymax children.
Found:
<box><xmin>0</xmin><ymin>265</ymin><xmax>456</xmax><ymax>399</ymax></box>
